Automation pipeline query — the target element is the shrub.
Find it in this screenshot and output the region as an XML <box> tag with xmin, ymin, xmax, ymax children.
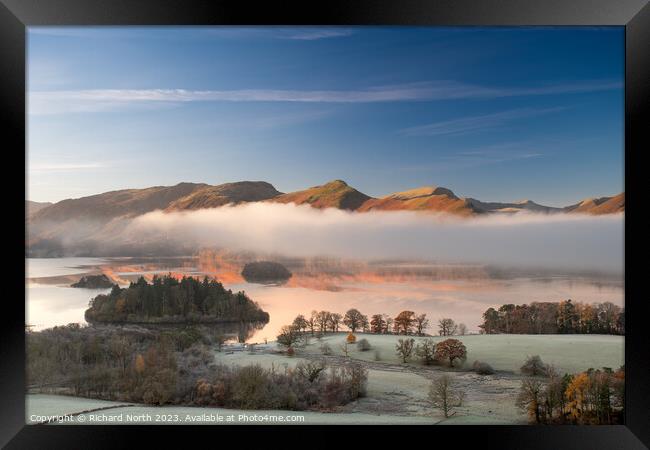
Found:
<box><xmin>320</xmin><ymin>343</ymin><xmax>332</xmax><ymax>355</ymax></box>
<box><xmin>472</xmin><ymin>360</ymin><xmax>495</xmax><ymax>375</ymax></box>
<box><xmin>286</xmin><ymin>347</ymin><xmax>295</xmax><ymax>357</ymax></box>
<box><xmin>356</xmin><ymin>338</ymin><xmax>371</xmax><ymax>352</ymax></box>
<box><xmin>520</xmin><ymin>355</ymin><xmax>549</xmax><ymax>377</ymax></box>
<box><xmin>374</xmin><ymin>349</ymin><xmax>381</xmax><ymax>361</ymax></box>
<box><xmin>346</xmin><ymin>332</ymin><xmax>357</xmax><ymax>343</ymax></box>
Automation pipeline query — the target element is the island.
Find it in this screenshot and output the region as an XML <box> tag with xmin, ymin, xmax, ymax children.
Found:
<box><xmin>241</xmin><ymin>261</ymin><xmax>292</xmax><ymax>284</ymax></box>
<box><xmin>71</xmin><ymin>274</ymin><xmax>115</xmax><ymax>289</ymax></box>
<box><xmin>84</xmin><ymin>274</ymin><xmax>269</xmax><ymax>325</ymax></box>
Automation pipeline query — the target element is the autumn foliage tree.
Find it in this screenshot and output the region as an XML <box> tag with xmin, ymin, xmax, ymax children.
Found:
<box><xmin>393</xmin><ymin>311</ymin><xmax>416</xmax><ymax>335</ymax></box>
<box><xmin>434</xmin><ymin>338</ymin><xmax>467</xmax><ymax>367</ymax></box>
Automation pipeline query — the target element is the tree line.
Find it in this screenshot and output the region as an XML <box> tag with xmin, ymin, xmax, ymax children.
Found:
<box><xmin>85</xmin><ymin>275</ymin><xmax>269</xmax><ymax>324</ymax></box>
<box><xmin>479</xmin><ymin>300</ymin><xmax>624</xmax><ymax>335</ymax></box>
<box><xmin>289</xmin><ymin>308</ymin><xmax>467</xmax><ymax>337</ymax></box>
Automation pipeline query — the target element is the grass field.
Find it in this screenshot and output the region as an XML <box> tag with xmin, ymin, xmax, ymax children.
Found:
<box><xmin>296</xmin><ymin>333</ymin><xmax>624</xmax><ymax>375</ymax></box>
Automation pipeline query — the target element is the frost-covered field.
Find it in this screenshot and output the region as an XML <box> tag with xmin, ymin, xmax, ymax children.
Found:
<box><xmin>26</xmin><ymin>334</ymin><xmax>623</xmax><ymax>426</ymax></box>
<box><xmin>296</xmin><ymin>333</ymin><xmax>624</xmax><ymax>374</ymax></box>
<box><xmin>26</xmin><ymin>394</ymin><xmax>437</xmax><ymax>425</ymax></box>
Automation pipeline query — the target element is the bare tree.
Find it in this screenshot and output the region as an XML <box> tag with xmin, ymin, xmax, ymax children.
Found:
<box><xmin>292</xmin><ymin>314</ymin><xmax>309</xmax><ymax>333</ymax></box>
<box><xmin>438</xmin><ymin>318</ymin><xmax>458</xmax><ymax>336</ymax></box>
<box><xmin>415</xmin><ymin>338</ymin><xmax>436</xmax><ymax>365</ymax></box>
<box><xmin>516</xmin><ymin>377</ymin><xmax>544</xmax><ymax>423</ymax></box>
<box><xmin>277</xmin><ymin>325</ymin><xmax>302</xmax><ymax>350</ymax></box>
<box><xmin>343</xmin><ymin>309</ymin><xmax>367</xmax><ymax>333</ymax></box>
<box><xmin>308</xmin><ymin>310</ymin><xmax>318</xmax><ymax>335</ymax></box>
<box><xmin>428</xmin><ymin>374</ymin><xmax>465</xmax><ymax>418</ymax></box>
<box><xmin>395</xmin><ymin>338</ymin><xmax>415</xmax><ymax>363</ymax></box>
<box><xmin>458</xmin><ymin>323</ymin><xmax>467</xmax><ymax>336</ymax></box>
<box><xmin>414</xmin><ymin>314</ymin><xmax>429</xmax><ymax>336</ymax></box>
<box><xmin>329</xmin><ymin>313</ymin><xmax>342</xmax><ymax>332</ymax></box>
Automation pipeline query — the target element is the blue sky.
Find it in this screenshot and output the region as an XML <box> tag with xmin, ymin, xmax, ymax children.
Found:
<box><xmin>27</xmin><ymin>26</ymin><xmax>624</xmax><ymax>206</ymax></box>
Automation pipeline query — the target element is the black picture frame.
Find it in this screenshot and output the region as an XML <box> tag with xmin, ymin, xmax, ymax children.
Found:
<box><xmin>3</xmin><ymin>0</ymin><xmax>648</xmax><ymax>448</ymax></box>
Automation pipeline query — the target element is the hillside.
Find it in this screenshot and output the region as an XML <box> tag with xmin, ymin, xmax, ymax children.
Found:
<box><xmin>26</xmin><ymin>200</ymin><xmax>52</xmax><ymax>217</ymax></box>
<box><xmin>357</xmin><ymin>186</ymin><xmax>476</xmax><ymax>216</ymax></box>
<box><xmin>166</xmin><ymin>181</ymin><xmax>282</xmax><ymax>211</ymax></box>
<box><xmin>31</xmin><ymin>182</ymin><xmax>208</xmax><ymax>222</ymax></box>
<box><xmin>564</xmin><ymin>193</ymin><xmax>625</xmax><ymax>215</ymax></box>
<box><xmin>269</xmin><ymin>180</ymin><xmax>371</xmax><ymax>210</ymax></box>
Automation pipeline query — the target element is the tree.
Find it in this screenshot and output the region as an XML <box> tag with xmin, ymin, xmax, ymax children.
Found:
<box><xmin>329</xmin><ymin>313</ymin><xmax>343</xmax><ymax>332</ymax></box>
<box><xmin>308</xmin><ymin>311</ymin><xmax>318</xmax><ymax>335</ymax></box>
<box><xmin>414</xmin><ymin>314</ymin><xmax>429</xmax><ymax>336</ymax></box>
<box><xmin>395</xmin><ymin>338</ymin><xmax>415</xmax><ymax>363</ymax></box>
<box><xmin>393</xmin><ymin>311</ymin><xmax>416</xmax><ymax>335</ymax></box>
<box><xmin>343</xmin><ymin>309</ymin><xmax>367</xmax><ymax>333</ymax></box>
<box><xmin>370</xmin><ymin>314</ymin><xmax>386</xmax><ymax>334</ymax></box>
<box><xmin>434</xmin><ymin>338</ymin><xmax>467</xmax><ymax>367</ymax></box>
<box><xmin>292</xmin><ymin>315</ymin><xmax>309</xmax><ymax>333</ymax></box>
<box><xmin>316</xmin><ymin>311</ymin><xmax>331</xmax><ymax>334</ymax></box>
<box><xmin>480</xmin><ymin>308</ymin><xmax>499</xmax><ymax>334</ymax></box>
<box><xmin>415</xmin><ymin>338</ymin><xmax>436</xmax><ymax>365</ymax></box>
<box><xmin>565</xmin><ymin>372</ymin><xmax>591</xmax><ymax>423</ymax></box>
<box><xmin>458</xmin><ymin>323</ymin><xmax>467</xmax><ymax>336</ymax></box>
<box><xmin>516</xmin><ymin>377</ymin><xmax>544</xmax><ymax>423</ymax></box>
<box><xmin>276</xmin><ymin>325</ymin><xmax>302</xmax><ymax>350</ymax></box>
<box><xmin>428</xmin><ymin>374</ymin><xmax>464</xmax><ymax>418</ymax></box>
<box><xmin>384</xmin><ymin>316</ymin><xmax>394</xmax><ymax>334</ymax></box>
<box><xmin>438</xmin><ymin>318</ymin><xmax>457</xmax><ymax>336</ymax></box>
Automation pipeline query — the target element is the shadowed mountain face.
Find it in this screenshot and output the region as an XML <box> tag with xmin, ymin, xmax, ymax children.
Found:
<box><xmin>564</xmin><ymin>193</ymin><xmax>625</xmax><ymax>215</ymax></box>
<box><xmin>269</xmin><ymin>180</ymin><xmax>371</xmax><ymax>211</ymax></box>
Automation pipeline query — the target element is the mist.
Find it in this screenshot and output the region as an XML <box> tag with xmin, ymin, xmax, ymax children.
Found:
<box><xmin>123</xmin><ymin>203</ymin><xmax>624</xmax><ymax>274</ymax></box>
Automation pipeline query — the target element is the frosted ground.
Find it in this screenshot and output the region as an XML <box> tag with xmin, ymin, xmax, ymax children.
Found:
<box><xmin>27</xmin><ymin>333</ymin><xmax>623</xmax><ymax>425</ymax></box>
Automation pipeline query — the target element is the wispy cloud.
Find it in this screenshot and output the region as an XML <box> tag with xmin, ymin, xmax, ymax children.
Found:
<box><xmin>284</xmin><ymin>28</ymin><xmax>355</xmax><ymax>40</ymax></box>
<box><xmin>29</xmin><ymin>162</ymin><xmax>108</xmax><ymax>173</ymax></box>
<box><xmin>400</xmin><ymin>107</ymin><xmax>567</xmax><ymax>137</ymax></box>
<box><xmin>29</xmin><ymin>80</ymin><xmax>621</xmax><ymax>115</ymax></box>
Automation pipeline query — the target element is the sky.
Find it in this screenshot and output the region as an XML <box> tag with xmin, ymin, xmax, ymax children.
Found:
<box><xmin>27</xmin><ymin>26</ymin><xmax>624</xmax><ymax>206</ymax></box>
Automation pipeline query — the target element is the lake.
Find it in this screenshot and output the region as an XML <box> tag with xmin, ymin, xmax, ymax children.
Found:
<box><xmin>25</xmin><ymin>255</ymin><xmax>624</xmax><ymax>341</ymax></box>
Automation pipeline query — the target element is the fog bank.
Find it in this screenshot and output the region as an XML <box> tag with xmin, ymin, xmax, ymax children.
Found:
<box><xmin>125</xmin><ymin>203</ymin><xmax>624</xmax><ymax>273</ymax></box>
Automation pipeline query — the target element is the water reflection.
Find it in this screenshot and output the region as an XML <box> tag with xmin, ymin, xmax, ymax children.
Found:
<box><xmin>26</xmin><ymin>256</ymin><xmax>624</xmax><ymax>342</ymax></box>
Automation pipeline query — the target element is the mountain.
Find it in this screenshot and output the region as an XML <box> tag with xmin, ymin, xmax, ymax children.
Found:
<box><xmin>26</xmin><ymin>200</ymin><xmax>52</xmax><ymax>217</ymax></box>
<box><xmin>165</xmin><ymin>181</ymin><xmax>282</xmax><ymax>211</ymax></box>
<box><xmin>564</xmin><ymin>193</ymin><xmax>624</xmax><ymax>215</ymax></box>
<box><xmin>357</xmin><ymin>186</ymin><xmax>476</xmax><ymax>216</ymax></box>
<box><xmin>268</xmin><ymin>180</ymin><xmax>371</xmax><ymax>210</ymax></box>
<box><xmin>31</xmin><ymin>182</ymin><xmax>208</xmax><ymax>223</ymax></box>
<box><xmin>26</xmin><ymin>179</ymin><xmax>624</xmax><ymax>257</ymax></box>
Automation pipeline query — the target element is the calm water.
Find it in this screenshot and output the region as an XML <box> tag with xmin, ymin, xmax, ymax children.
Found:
<box><xmin>26</xmin><ymin>257</ymin><xmax>624</xmax><ymax>341</ymax></box>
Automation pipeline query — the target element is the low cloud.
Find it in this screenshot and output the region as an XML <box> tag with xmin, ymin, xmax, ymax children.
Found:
<box><xmin>124</xmin><ymin>203</ymin><xmax>623</xmax><ymax>273</ymax></box>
